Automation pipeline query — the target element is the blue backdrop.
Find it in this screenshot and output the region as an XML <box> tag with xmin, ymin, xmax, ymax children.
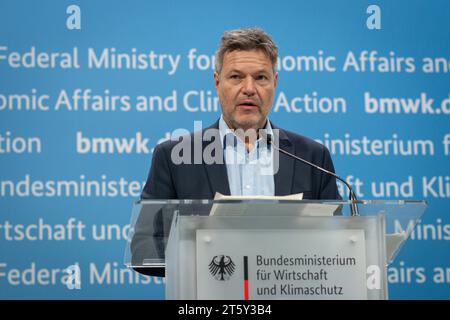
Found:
<box><xmin>0</xmin><ymin>0</ymin><xmax>449</xmax><ymax>299</ymax></box>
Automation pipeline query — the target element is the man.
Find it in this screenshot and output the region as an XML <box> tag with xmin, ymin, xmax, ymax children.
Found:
<box><xmin>132</xmin><ymin>28</ymin><xmax>341</xmax><ymax>277</ymax></box>
<box><xmin>141</xmin><ymin>28</ymin><xmax>341</xmax><ymax>200</ymax></box>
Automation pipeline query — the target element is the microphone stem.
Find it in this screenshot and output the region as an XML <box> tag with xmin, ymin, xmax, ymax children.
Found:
<box><xmin>271</xmin><ymin>143</ymin><xmax>359</xmax><ymax>216</ymax></box>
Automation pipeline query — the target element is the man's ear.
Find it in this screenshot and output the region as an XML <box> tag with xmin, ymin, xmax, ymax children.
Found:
<box><xmin>214</xmin><ymin>72</ymin><xmax>220</xmax><ymax>90</ymax></box>
<box><xmin>274</xmin><ymin>72</ymin><xmax>278</xmax><ymax>88</ymax></box>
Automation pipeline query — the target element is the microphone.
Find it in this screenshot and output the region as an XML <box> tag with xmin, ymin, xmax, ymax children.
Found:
<box><xmin>265</xmin><ymin>134</ymin><xmax>359</xmax><ymax>216</ymax></box>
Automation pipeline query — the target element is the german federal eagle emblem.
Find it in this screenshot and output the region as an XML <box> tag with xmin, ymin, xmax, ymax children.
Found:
<box><xmin>208</xmin><ymin>255</ymin><xmax>235</xmax><ymax>281</ymax></box>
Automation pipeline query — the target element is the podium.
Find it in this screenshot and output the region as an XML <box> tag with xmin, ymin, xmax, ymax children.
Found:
<box><xmin>125</xmin><ymin>199</ymin><xmax>427</xmax><ymax>300</ymax></box>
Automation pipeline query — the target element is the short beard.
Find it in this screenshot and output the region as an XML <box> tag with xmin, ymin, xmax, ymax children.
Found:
<box><xmin>227</xmin><ymin>115</ymin><xmax>267</xmax><ymax>131</ymax></box>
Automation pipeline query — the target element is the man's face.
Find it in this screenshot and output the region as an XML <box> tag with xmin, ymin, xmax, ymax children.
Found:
<box><xmin>214</xmin><ymin>49</ymin><xmax>278</xmax><ymax>131</ymax></box>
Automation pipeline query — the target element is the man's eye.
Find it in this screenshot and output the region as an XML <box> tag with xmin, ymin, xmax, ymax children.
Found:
<box><xmin>257</xmin><ymin>75</ymin><xmax>268</xmax><ymax>80</ymax></box>
<box><xmin>230</xmin><ymin>75</ymin><xmax>240</xmax><ymax>79</ymax></box>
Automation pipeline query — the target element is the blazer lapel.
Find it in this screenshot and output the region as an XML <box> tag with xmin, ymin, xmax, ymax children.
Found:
<box><xmin>272</xmin><ymin>125</ymin><xmax>295</xmax><ymax>196</ymax></box>
<box><xmin>203</xmin><ymin>121</ymin><xmax>231</xmax><ymax>196</ymax></box>
<box><xmin>204</xmin><ymin>162</ymin><xmax>230</xmax><ymax>196</ymax></box>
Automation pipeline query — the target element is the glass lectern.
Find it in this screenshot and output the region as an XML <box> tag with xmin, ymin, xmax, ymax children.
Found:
<box><xmin>124</xmin><ymin>200</ymin><xmax>427</xmax><ymax>300</ymax></box>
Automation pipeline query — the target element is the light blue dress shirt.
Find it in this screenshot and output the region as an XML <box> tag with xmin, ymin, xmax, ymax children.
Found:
<box><xmin>219</xmin><ymin>116</ymin><xmax>275</xmax><ymax>196</ymax></box>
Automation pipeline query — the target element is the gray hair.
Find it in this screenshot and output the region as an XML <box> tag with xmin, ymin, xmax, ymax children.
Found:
<box><xmin>214</xmin><ymin>27</ymin><xmax>278</xmax><ymax>74</ymax></box>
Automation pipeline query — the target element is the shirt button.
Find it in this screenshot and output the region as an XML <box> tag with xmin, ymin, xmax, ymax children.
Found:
<box><xmin>245</xmin><ymin>185</ymin><xmax>251</xmax><ymax>189</ymax></box>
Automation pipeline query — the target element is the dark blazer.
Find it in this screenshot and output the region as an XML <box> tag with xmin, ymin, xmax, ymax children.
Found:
<box><xmin>141</xmin><ymin>120</ymin><xmax>342</xmax><ymax>200</ymax></box>
<box><xmin>132</xmin><ymin>121</ymin><xmax>342</xmax><ymax>277</ymax></box>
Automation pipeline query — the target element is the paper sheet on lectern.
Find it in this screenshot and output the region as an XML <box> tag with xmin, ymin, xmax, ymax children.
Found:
<box><xmin>210</xmin><ymin>192</ymin><xmax>339</xmax><ymax>217</ymax></box>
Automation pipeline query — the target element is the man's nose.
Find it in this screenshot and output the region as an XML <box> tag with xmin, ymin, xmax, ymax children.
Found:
<box><xmin>242</xmin><ymin>76</ymin><xmax>256</xmax><ymax>96</ymax></box>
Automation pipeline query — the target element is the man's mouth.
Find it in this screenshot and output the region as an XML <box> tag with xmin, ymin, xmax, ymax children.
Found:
<box><xmin>237</xmin><ymin>101</ymin><xmax>259</xmax><ymax>109</ymax></box>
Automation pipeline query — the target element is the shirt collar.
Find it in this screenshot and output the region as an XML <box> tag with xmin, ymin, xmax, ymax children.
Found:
<box><xmin>219</xmin><ymin>115</ymin><xmax>273</xmax><ymax>150</ymax></box>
